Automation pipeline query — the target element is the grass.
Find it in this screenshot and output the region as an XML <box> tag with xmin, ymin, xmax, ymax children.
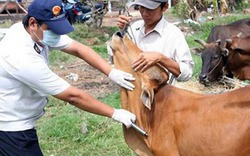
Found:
<box><xmin>37</xmin><ymin>93</ymin><xmax>135</xmax><ymax>156</ymax></box>
<box><xmin>0</xmin><ymin>19</ymin><xmax>12</xmax><ymax>28</ymax></box>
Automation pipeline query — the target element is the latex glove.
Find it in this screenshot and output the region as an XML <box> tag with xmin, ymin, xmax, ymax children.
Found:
<box><xmin>108</xmin><ymin>68</ymin><xmax>135</xmax><ymax>91</ymax></box>
<box><xmin>112</xmin><ymin>109</ymin><xmax>136</xmax><ymax>128</ymax></box>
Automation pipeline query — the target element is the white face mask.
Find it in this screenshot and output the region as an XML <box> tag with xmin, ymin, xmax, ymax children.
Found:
<box><xmin>41</xmin><ymin>30</ymin><xmax>60</xmax><ymax>46</ymax></box>
<box><xmin>33</xmin><ymin>25</ymin><xmax>60</xmax><ymax>47</ymax></box>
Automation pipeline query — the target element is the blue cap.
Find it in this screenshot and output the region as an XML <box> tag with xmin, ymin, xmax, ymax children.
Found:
<box><xmin>28</xmin><ymin>0</ymin><xmax>74</xmax><ymax>35</ymax></box>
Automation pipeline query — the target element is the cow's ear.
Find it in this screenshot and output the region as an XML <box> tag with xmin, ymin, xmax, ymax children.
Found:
<box><xmin>140</xmin><ymin>88</ymin><xmax>154</xmax><ymax>110</ymax></box>
<box><xmin>225</xmin><ymin>39</ymin><xmax>233</xmax><ymax>49</ymax></box>
<box><xmin>191</xmin><ymin>47</ymin><xmax>203</xmax><ymax>56</ymax></box>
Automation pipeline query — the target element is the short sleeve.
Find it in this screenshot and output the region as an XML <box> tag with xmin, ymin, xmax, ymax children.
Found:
<box><xmin>0</xmin><ymin>53</ymin><xmax>70</xmax><ymax>96</ymax></box>
<box><xmin>49</xmin><ymin>35</ymin><xmax>73</xmax><ymax>50</ymax></box>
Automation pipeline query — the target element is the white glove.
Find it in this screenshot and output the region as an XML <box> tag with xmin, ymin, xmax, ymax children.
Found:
<box><xmin>112</xmin><ymin>109</ymin><xmax>136</xmax><ymax>128</ymax></box>
<box><xmin>108</xmin><ymin>68</ymin><xmax>135</xmax><ymax>91</ymax></box>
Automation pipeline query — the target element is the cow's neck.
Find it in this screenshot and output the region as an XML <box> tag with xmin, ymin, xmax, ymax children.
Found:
<box><xmin>113</xmin><ymin>50</ymin><xmax>155</xmax><ymax>133</ymax></box>
<box><xmin>112</xmin><ymin>34</ymin><xmax>169</xmax><ymax>150</ymax></box>
<box><xmin>113</xmin><ymin>51</ymin><xmax>147</xmax><ymax>110</ymax></box>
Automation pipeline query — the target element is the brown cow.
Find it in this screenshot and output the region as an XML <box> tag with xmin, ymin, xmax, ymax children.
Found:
<box><xmin>195</xmin><ymin>18</ymin><xmax>250</xmax><ymax>86</ymax></box>
<box><xmin>224</xmin><ymin>33</ymin><xmax>250</xmax><ymax>80</ymax></box>
<box><xmin>110</xmin><ymin>31</ymin><xmax>250</xmax><ymax>156</ymax></box>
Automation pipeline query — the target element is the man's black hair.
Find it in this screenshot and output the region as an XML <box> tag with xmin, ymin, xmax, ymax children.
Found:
<box><xmin>22</xmin><ymin>15</ymin><xmax>44</xmax><ymax>28</ymax></box>
<box><xmin>160</xmin><ymin>2</ymin><xmax>167</xmax><ymax>9</ymax></box>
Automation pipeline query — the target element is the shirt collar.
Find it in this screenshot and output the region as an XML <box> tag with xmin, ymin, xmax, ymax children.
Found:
<box><xmin>21</xmin><ymin>22</ymin><xmax>44</xmax><ymax>54</ymax></box>
<box><xmin>33</xmin><ymin>43</ymin><xmax>42</xmax><ymax>54</ymax></box>
<box><xmin>154</xmin><ymin>16</ymin><xmax>168</xmax><ymax>36</ymax></box>
<box><xmin>138</xmin><ymin>16</ymin><xmax>168</xmax><ymax>37</ymax></box>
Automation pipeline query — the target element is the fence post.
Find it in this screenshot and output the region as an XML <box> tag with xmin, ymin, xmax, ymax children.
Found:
<box><xmin>168</xmin><ymin>0</ymin><xmax>171</xmax><ymax>8</ymax></box>
<box><xmin>108</xmin><ymin>0</ymin><xmax>112</xmax><ymax>13</ymax></box>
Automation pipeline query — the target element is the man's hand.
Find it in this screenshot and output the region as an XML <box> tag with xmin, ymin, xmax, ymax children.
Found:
<box><xmin>132</xmin><ymin>52</ymin><xmax>163</xmax><ymax>72</ymax></box>
<box><xmin>112</xmin><ymin>109</ymin><xmax>136</xmax><ymax>128</ymax></box>
<box><xmin>117</xmin><ymin>15</ymin><xmax>132</xmax><ymax>29</ymax></box>
<box><xmin>108</xmin><ymin>68</ymin><xmax>135</xmax><ymax>91</ymax></box>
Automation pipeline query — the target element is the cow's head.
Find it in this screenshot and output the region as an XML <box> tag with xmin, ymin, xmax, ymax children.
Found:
<box><xmin>195</xmin><ymin>39</ymin><xmax>229</xmax><ymax>86</ymax></box>
<box><xmin>109</xmin><ymin>31</ymin><xmax>169</xmax><ymax>110</ymax></box>
<box><xmin>224</xmin><ymin>33</ymin><xmax>250</xmax><ymax>79</ymax></box>
<box><xmin>224</xmin><ymin>32</ymin><xmax>250</xmax><ymax>54</ymax></box>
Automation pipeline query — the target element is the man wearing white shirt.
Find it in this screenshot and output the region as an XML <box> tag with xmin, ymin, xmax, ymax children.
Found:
<box><xmin>117</xmin><ymin>0</ymin><xmax>194</xmax><ymax>84</ymax></box>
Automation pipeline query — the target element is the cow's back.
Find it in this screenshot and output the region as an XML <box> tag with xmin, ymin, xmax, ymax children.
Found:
<box><xmin>207</xmin><ymin>18</ymin><xmax>250</xmax><ymax>45</ymax></box>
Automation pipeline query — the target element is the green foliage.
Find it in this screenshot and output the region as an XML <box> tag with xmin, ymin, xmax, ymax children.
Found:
<box><xmin>49</xmin><ymin>50</ymin><xmax>76</xmax><ymax>66</ymax></box>
<box><xmin>172</xmin><ymin>2</ymin><xmax>190</xmax><ymax>19</ymax></box>
<box><xmin>69</xmin><ymin>24</ymin><xmax>118</xmax><ymax>45</ymax></box>
<box><xmin>92</xmin><ymin>45</ymin><xmax>109</xmax><ymax>58</ymax></box>
<box><xmin>171</xmin><ymin>0</ymin><xmax>250</xmax><ymax>19</ymax></box>
<box><xmin>186</xmin><ymin>14</ymin><xmax>250</xmax><ymax>48</ymax></box>
<box><xmin>191</xmin><ymin>53</ymin><xmax>202</xmax><ymax>80</ymax></box>
<box><xmin>0</xmin><ymin>20</ymin><xmax>12</xmax><ymax>28</ymax></box>
<box><xmin>235</xmin><ymin>0</ymin><xmax>250</xmax><ymax>10</ymax></box>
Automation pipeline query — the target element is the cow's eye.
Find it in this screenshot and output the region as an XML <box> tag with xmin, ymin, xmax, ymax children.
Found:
<box><xmin>213</xmin><ymin>55</ymin><xmax>219</xmax><ymax>59</ymax></box>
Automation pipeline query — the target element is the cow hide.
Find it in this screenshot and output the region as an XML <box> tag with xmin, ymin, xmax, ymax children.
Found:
<box><xmin>109</xmin><ymin>31</ymin><xmax>250</xmax><ymax>156</ymax></box>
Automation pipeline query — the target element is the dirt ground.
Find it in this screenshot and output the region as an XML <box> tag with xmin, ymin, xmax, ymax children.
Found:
<box><xmin>52</xmin><ymin>58</ymin><xmax>119</xmax><ymax>99</ymax></box>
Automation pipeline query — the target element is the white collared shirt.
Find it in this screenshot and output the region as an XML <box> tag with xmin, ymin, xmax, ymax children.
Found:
<box><xmin>0</xmin><ymin>22</ymin><xmax>72</xmax><ymax>131</ymax></box>
<box><xmin>127</xmin><ymin>16</ymin><xmax>194</xmax><ymax>84</ymax></box>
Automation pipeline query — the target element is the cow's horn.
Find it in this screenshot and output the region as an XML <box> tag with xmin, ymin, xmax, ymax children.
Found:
<box><xmin>194</xmin><ymin>39</ymin><xmax>207</xmax><ymax>47</ymax></box>
<box><xmin>237</xmin><ymin>32</ymin><xmax>242</xmax><ymax>38</ymax></box>
<box><xmin>216</xmin><ymin>39</ymin><xmax>221</xmax><ymax>46</ymax></box>
<box><xmin>226</xmin><ymin>39</ymin><xmax>232</xmax><ymax>44</ymax></box>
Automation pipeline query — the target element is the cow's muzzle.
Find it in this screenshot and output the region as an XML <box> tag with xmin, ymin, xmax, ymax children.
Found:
<box><xmin>115</xmin><ymin>31</ymin><xmax>126</xmax><ymax>38</ymax></box>
<box><xmin>198</xmin><ymin>74</ymin><xmax>211</xmax><ymax>86</ymax></box>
